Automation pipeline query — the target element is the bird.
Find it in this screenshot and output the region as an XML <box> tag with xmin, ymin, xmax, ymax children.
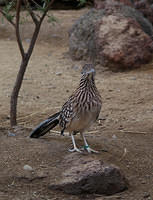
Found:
<box><xmin>30</xmin><ymin>64</ymin><xmax>102</xmax><ymax>153</ymax></box>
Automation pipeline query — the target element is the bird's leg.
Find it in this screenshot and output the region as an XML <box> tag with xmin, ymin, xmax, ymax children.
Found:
<box><xmin>81</xmin><ymin>132</ymin><xmax>99</xmax><ymax>153</ymax></box>
<box><xmin>69</xmin><ymin>133</ymin><xmax>82</xmax><ymax>153</ymax></box>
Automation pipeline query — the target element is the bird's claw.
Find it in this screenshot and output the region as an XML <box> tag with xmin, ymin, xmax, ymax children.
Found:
<box><xmin>68</xmin><ymin>147</ymin><xmax>82</xmax><ymax>153</ymax></box>
<box><xmin>84</xmin><ymin>146</ymin><xmax>99</xmax><ymax>153</ymax></box>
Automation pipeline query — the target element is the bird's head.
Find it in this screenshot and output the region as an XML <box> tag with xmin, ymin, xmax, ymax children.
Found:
<box><xmin>81</xmin><ymin>64</ymin><xmax>95</xmax><ymax>79</ymax></box>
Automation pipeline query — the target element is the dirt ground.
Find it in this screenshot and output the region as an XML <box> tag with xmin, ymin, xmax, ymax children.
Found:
<box><xmin>0</xmin><ymin>9</ymin><xmax>153</xmax><ymax>200</ymax></box>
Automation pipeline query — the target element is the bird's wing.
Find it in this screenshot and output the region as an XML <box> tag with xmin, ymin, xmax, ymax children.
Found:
<box><xmin>59</xmin><ymin>94</ymin><xmax>78</xmax><ymax>130</ymax></box>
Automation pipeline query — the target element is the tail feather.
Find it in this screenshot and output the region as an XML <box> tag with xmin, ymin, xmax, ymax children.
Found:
<box><xmin>30</xmin><ymin>112</ymin><xmax>60</xmax><ymax>138</ymax></box>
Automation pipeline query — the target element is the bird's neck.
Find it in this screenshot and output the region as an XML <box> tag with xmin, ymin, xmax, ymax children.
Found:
<box><xmin>79</xmin><ymin>75</ymin><xmax>96</xmax><ymax>90</ymax></box>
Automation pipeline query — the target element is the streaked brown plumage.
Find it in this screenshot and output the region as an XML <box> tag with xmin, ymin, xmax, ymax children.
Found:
<box><xmin>30</xmin><ymin>64</ymin><xmax>102</xmax><ymax>153</ymax></box>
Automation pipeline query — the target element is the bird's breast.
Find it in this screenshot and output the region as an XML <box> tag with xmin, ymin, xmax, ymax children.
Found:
<box><xmin>67</xmin><ymin>102</ymin><xmax>101</xmax><ymax>133</ymax></box>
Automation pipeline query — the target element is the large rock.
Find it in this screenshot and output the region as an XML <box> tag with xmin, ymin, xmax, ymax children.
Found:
<box><xmin>134</xmin><ymin>0</ymin><xmax>153</xmax><ymax>25</ymax></box>
<box><xmin>94</xmin><ymin>0</ymin><xmax>134</xmax><ymax>8</ymax></box>
<box><xmin>95</xmin><ymin>0</ymin><xmax>153</xmax><ymax>26</ymax></box>
<box><xmin>69</xmin><ymin>0</ymin><xmax>153</xmax><ymax>71</ymax></box>
<box><xmin>95</xmin><ymin>14</ymin><xmax>153</xmax><ymax>70</ymax></box>
<box><xmin>49</xmin><ymin>154</ymin><xmax>128</xmax><ymax>195</ymax></box>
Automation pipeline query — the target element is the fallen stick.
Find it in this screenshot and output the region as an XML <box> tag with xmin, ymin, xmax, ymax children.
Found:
<box><xmin>120</xmin><ymin>130</ymin><xmax>148</xmax><ymax>134</ymax></box>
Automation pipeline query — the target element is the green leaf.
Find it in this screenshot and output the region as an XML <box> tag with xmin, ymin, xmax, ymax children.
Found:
<box><xmin>78</xmin><ymin>0</ymin><xmax>86</xmax><ymax>6</ymax></box>
<box><xmin>6</xmin><ymin>14</ymin><xmax>15</xmax><ymax>22</ymax></box>
<box><xmin>47</xmin><ymin>15</ymin><xmax>58</xmax><ymax>24</ymax></box>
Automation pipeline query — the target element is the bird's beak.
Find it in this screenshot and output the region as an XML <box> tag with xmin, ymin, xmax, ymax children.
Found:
<box><xmin>86</xmin><ymin>68</ymin><xmax>95</xmax><ymax>74</ymax></box>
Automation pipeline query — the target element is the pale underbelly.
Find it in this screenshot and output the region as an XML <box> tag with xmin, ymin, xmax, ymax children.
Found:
<box><xmin>66</xmin><ymin>111</ymin><xmax>98</xmax><ymax>133</ymax></box>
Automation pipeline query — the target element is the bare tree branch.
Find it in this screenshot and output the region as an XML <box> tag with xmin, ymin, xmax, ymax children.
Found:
<box><xmin>16</xmin><ymin>0</ymin><xmax>25</xmax><ymax>59</ymax></box>
<box><xmin>0</xmin><ymin>8</ymin><xmax>15</xmax><ymax>27</ymax></box>
<box><xmin>40</xmin><ymin>0</ymin><xmax>55</xmax><ymax>22</ymax></box>
<box><xmin>31</xmin><ymin>0</ymin><xmax>41</xmax><ymax>9</ymax></box>
<box><xmin>26</xmin><ymin>24</ymin><xmax>41</xmax><ymax>59</ymax></box>
<box><xmin>46</xmin><ymin>0</ymin><xmax>56</xmax><ymax>10</ymax></box>
<box><xmin>24</xmin><ymin>0</ymin><xmax>39</xmax><ymax>25</ymax></box>
<box><xmin>29</xmin><ymin>0</ymin><xmax>56</xmax><ymax>23</ymax></box>
<box><xmin>26</xmin><ymin>0</ymin><xmax>56</xmax><ymax>56</ymax></box>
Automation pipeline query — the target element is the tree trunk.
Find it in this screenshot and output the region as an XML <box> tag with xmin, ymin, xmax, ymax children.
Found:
<box><xmin>10</xmin><ymin>56</ymin><xmax>29</xmax><ymax>126</ymax></box>
<box><xmin>9</xmin><ymin>0</ymin><xmax>55</xmax><ymax>127</ymax></box>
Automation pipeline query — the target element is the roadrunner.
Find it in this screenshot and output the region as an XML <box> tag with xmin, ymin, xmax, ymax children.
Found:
<box><xmin>30</xmin><ymin>64</ymin><xmax>102</xmax><ymax>153</ymax></box>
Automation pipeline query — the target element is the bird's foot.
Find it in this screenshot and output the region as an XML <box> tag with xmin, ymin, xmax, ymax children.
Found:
<box><xmin>84</xmin><ymin>145</ymin><xmax>99</xmax><ymax>153</ymax></box>
<box><xmin>68</xmin><ymin>147</ymin><xmax>82</xmax><ymax>153</ymax></box>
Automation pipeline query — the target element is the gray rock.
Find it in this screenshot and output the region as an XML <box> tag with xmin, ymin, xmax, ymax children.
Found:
<box><xmin>95</xmin><ymin>0</ymin><xmax>134</xmax><ymax>8</ymax></box>
<box><xmin>95</xmin><ymin>13</ymin><xmax>153</xmax><ymax>70</ymax></box>
<box><xmin>49</xmin><ymin>154</ymin><xmax>128</xmax><ymax>195</ymax></box>
<box><xmin>55</xmin><ymin>72</ymin><xmax>62</xmax><ymax>76</ymax></box>
<box><xmin>8</xmin><ymin>131</ymin><xmax>16</xmax><ymax>137</ymax></box>
<box><xmin>69</xmin><ymin>8</ymin><xmax>105</xmax><ymax>61</ymax></box>
<box><xmin>23</xmin><ymin>165</ymin><xmax>33</xmax><ymax>171</ymax></box>
<box><xmin>134</xmin><ymin>0</ymin><xmax>153</xmax><ymax>25</ymax></box>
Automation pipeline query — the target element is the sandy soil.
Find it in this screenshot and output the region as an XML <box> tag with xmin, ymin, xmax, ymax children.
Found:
<box><xmin>0</xmin><ymin>9</ymin><xmax>153</xmax><ymax>200</ymax></box>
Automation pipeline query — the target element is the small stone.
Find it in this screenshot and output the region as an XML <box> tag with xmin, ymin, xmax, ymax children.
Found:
<box><xmin>23</xmin><ymin>165</ymin><xmax>33</xmax><ymax>171</ymax></box>
<box><xmin>8</xmin><ymin>131</ymin><xmax>16</xmax><ymax>137</ymax></box>
<box><xmin>143</xmin><ymin>193</ymin><xmax>150</xmax><ymax>199</ymax></box>
<box><xmin>52</xmin><ymin>34</ymin><xmax>60</xmax><ymax>38</ymax></box>
<box><xmin>116</xmin><ymin>196</ymin><xmax>122</xmax><ymax>199</ymax></box>
<box><xmin>25</xmin><ymin>38</ymin><xmax>31</xmax><ymax>43</ymax></box>
<box><xmin>112</xmin><ymin>134</ymin><xmax>117</xmax><ymax>139</ymax></box>
<box><xmin>6</xmin><ymin>116</ymin><xmax>10</xmax><ymax>120</ymax></box>
<box><xmin>141</xmin><ymin>180</ymin><xmax>146</xmax><ymax>184</ymax></box>
<box><xmin>55</xmin><ymin>72</ymin><xmax>62</xmax><ymax>76</ymax></box>
<box><xmin>130</xmin><ymin>77</ymin><xmax>137</xmax><ymax>80</ymax></box>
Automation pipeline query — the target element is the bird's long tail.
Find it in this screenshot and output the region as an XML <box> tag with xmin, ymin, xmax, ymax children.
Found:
<box><xmin>30</xmin><ymin>112</ymin><xmax>61</xmax><ymax>138</ymax></box>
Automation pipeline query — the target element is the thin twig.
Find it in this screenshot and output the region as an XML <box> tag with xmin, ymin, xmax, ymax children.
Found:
<box><xmin>0</xmin><ymin>8</ymin><xmax>15</xmax><ymax>27</ymax></box>
<box><xmin>31</xmin><ymin>0</ymin><xmax>42</xmax><ymax>9</ymax></box>
<box><xmin>12</xmin><ymin>106</ymin><xmax>61</xmax><ymax>121</ymax></box>
<box><xmin>94</xmin><ymin>194</ymin><xmax>120</xmax><ymax>198</ymax></box>
<box><xmin>23</xmin><ymin>0</ymin><xmax>56</xmax><ymax>61</ymax></box>
<box><xmin>119</xmin><ymin>148</ymin><xmax>127</xmax><ymax>161</ymax></box>
<box><xmin>24</xmin><ymin>0</ymin><xmax>39</xmax><ymax>25</ymax></box>
<box><xmin>120</xmin><ymin>130</ymin><xmax>148</xmax><ymax>134</ymax></box>
<box><xmin>87</xmin><ymin>130</ymin><xmax>99</xmax><ymax>134</ymax></box>
<box><xmin>39</xmin><ymin>0</ymin><xmax>55</xmax><ymax>23</ymax></box>
<box><xmin>25</xmin><ymin>0</ymin><xmax>55</xmax><ymax>59</ymax></box>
